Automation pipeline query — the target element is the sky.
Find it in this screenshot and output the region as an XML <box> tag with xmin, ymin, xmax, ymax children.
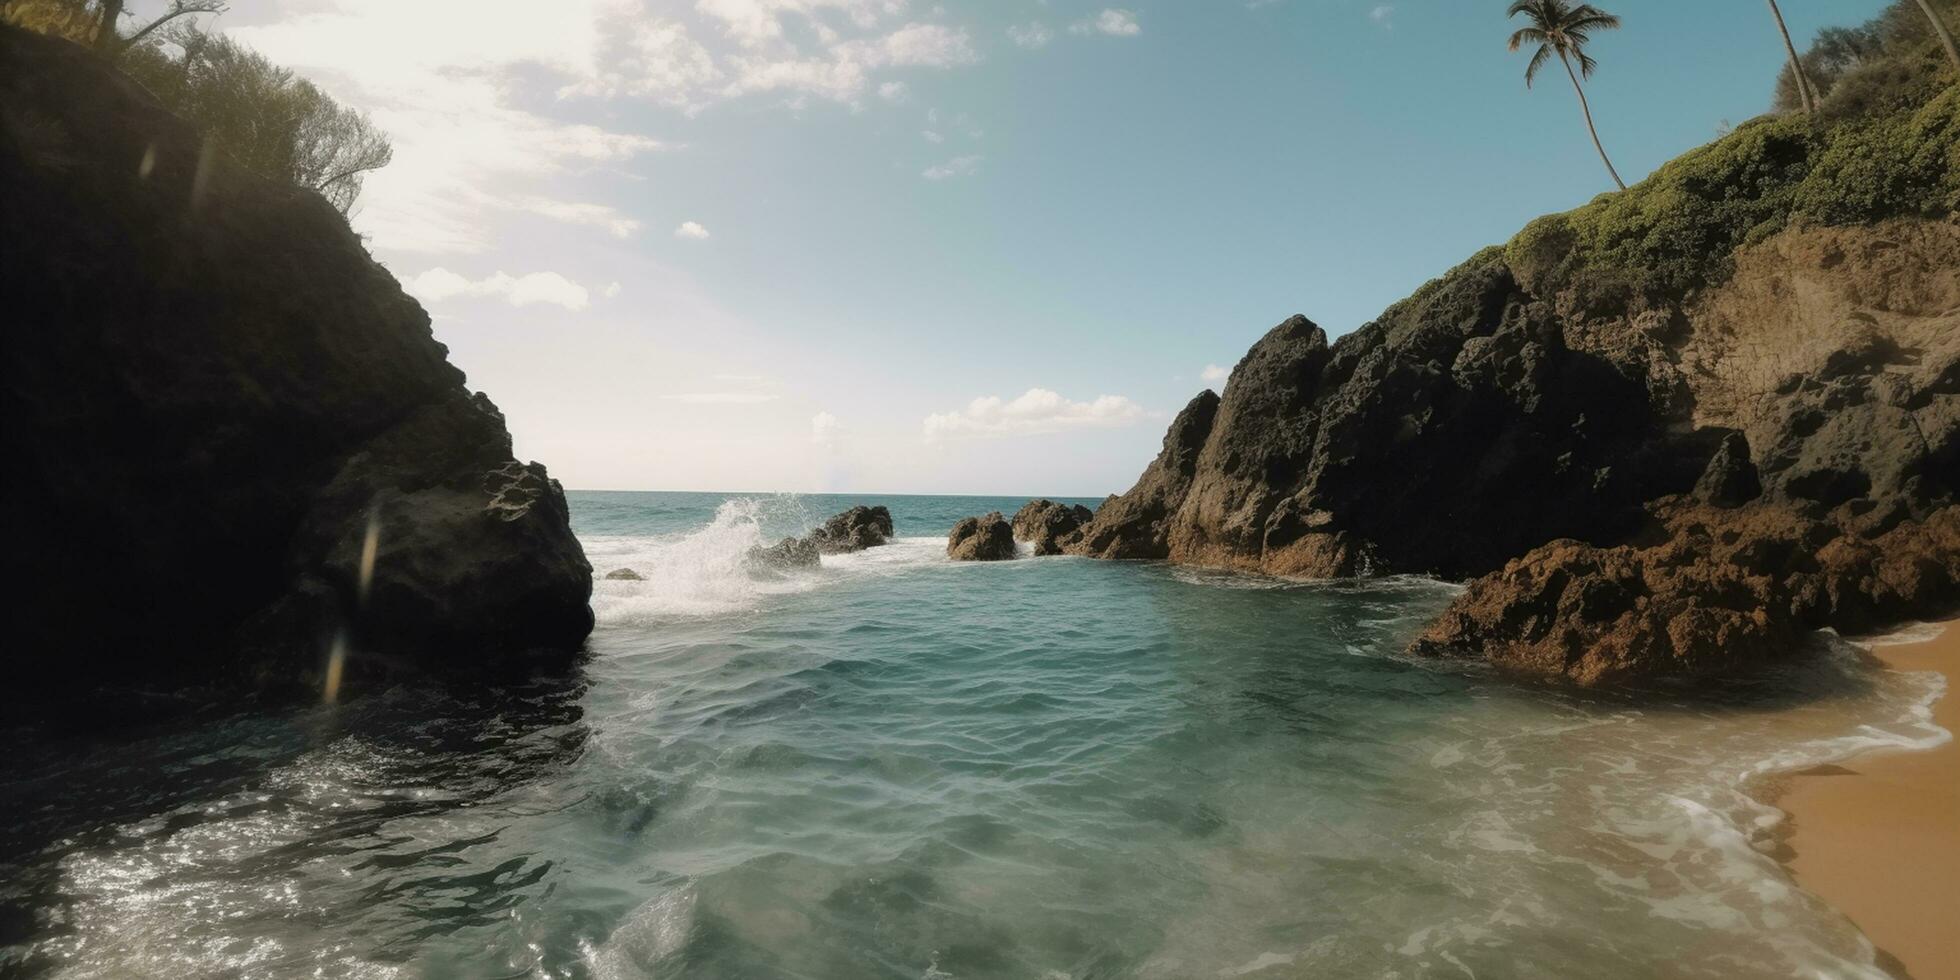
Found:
<box><xmin>149</xmin><ymin>0</ymin><xmax>1891</xmax><ymax>495</ymax></box>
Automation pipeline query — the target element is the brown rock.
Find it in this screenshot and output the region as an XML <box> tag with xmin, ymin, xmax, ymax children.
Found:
<box><xmin>1010</xmin><ymin>499</ymin><xmax>1093</xmax><ymax>556</ymax></box>
<box><xmin>948</xmin><ymin>512</ymin><xmax>1016</xmax><ymax>561</ymax></box>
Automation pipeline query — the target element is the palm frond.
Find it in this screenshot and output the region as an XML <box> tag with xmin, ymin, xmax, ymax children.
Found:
<box><xmin>1508</xmin><ymin>26</ymin><xmax>1547</xmax><ymax>51</ymax></box>
<box><xmin>1524</xmin><ymin>44</ymin><xmax>1553</xmax><ymax>86</ymax></box>
<box><xmin>1576</xmin><ymin>49</ymin><xmax>1599</xmax><ymax>78</ymax></box>
<box><xmin>1565</xmin><ymin>12</ymin><xmax>1621</xmax><ymax>32</ymax></box>
<box><xmin>1505</xmin><ymin>0</ymin><xmax>1539</xmax><ymax>18</ymax></box>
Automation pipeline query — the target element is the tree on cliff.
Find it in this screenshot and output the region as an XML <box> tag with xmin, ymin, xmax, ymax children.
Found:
<box><xmin>90</xmin><ymin>0</ymin><xmax>225</xmax><ymax>56</ymax></box>
<box><xmin>0</xmin><ymin>0</ymin><xmax>222</xmax><ymax>54</ymax></box>
<box><xmin>1</xmin><ymin>0</ymin><xmax>391</xmax><ymax>217</ymax></box>
<box><xmin>1507</xmin><ymin>0</ymin><xmax>1627</xmax><ymax>192</ymax></box>
<box><xmin>1773</xmin><ymin>0</ymin><xmax>1959</xmax><ymax>115</ymax></box>
<box><xmin>1766</xmin><ymin>0</ymin><xmax>1818</xmax><ymax>115</ymax></box>
<box><xmin>121</xmin><ymin>30</ymin><xmax>392</xmax><ymax>215</ymax></box>
<box><xmin>1914</xmin><ymin>0</ymin><xmax>1960</xmax><ymax>72</ymax></box>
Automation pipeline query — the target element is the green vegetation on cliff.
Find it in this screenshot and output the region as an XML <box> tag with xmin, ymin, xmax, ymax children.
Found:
<box><xmin>1505</xmin><ymin>2</ymin><xmax>1959</xmax><ymax>314</ymax></box>
<box><xmin>1</xmin><ymin>0</ymin><xmax>390</xmax><ymax>216</ymax></box>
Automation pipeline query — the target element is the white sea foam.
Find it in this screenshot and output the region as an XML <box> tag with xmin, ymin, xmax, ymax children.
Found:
<box><xmin>1853</xmin><ymin>620</ymin><xmax>1949</xmax><ymax>647</ymax></box>
<box><xmin>586</xmin><ymin>498</ymin><xmax>824</xmax><ymax>623</ymax></box>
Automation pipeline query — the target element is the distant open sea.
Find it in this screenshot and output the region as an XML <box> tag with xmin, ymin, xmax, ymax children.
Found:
<box><xmin>0</xmin><ymin>490</ymin><xmax>1948</xmax><ymax>979</ymax></box>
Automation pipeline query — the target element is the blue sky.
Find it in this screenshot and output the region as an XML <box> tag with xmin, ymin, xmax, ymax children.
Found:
<box><xmin>191</xmin><ymin>0</ymin><xmax>1891</xmax><ymax>495</ymax></box>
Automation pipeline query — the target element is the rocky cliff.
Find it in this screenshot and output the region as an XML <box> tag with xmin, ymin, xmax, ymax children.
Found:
<box><xmin>1073</xmin><ymin>57</ymin><xmax>1958</xmax><ymax>684</ymax></box>
<box><xmin>0</xmin><ymin>27</ymin><xmax>594</xmax><ymax>698</ymax></box>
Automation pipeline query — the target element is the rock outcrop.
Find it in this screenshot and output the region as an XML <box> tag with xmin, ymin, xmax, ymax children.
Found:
<box><xmin>1412</xmin><ymin>502</ymin><xmax>1960</xmax><ymax>685</ymax></box>
<box><xmin>808</xmin><ymin>505</ymin><xmax>895</xmax><ymax>554</ymax></box>
<box><xmin>948</xmin><ymin>513</ymin><xmax>1016</xmax><ymax>561</ymax></box>
<box><xmin>1010</xmin><ymin>499</ymin><xmax>1093</xmax><ymax>556</ymax></box>
<box><xmin>2</xmin><ymin>27</ymin><xmax>593</xmax><ymax>697</ymax></box>
<box><xmin>749</xmin><ymin>535</ymin><xmax>822</xmax><ymax>571</ymax></box>
<box><xmin>1075</xmin><ymin>67</ymin><xmax>1959</xmax><ymax>682</ymax></box>
<box><xmin>1066</xmin><ymin>392</ymin><xmax>1220</xmax><ymax>560</ymax></box>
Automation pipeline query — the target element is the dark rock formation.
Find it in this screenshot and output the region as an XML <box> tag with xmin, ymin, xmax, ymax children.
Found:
<box><xmin>1692</xmin><ymin>431</ymin><xmax>1762</xmax><ymax>508</ymax></box>
<box><xmin>1</xmin><ymin>27</ymin><xmax>593</xmax><ymax>697</ymax></box>
<box><xmin>605</xmin><ymin>568</ymin><xmax>645</xmax><ymax>581</ymax></box>
<box><xmin>808</xmin><ymin>505</ymin><xmax>894</xmax><ymax>554</ymax></box>
<box><xmin>1010</xmin><ymin>499</ymin><xmax>1093</xmax><ymax>556</ymax></box>
<box><xmin>1082</xmin><ymin>221</ymin><xmax>1957</xmax><ymax>682</ymax></box>
<box><xmin>1066</xmin><ymin>391</ymin><xmax>1219</xmax><ymax>560</ymax></box>
<box><xmin>749</xmin><ymin>535</ymin><xmax>821</xmax><ymax>571</ymax></box>
<box><xmin>948</xmin><ymin>513</ymin><xmax>1016</xmax><ymax>561</ymax></box>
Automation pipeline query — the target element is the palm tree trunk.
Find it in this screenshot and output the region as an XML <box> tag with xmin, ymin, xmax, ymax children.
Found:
<box><xmin>1915</xmin><ymin>0</ymin><xmax>1960</xmax><ymax>74</ymax></box>
<box><xmin>1767</xmin><ymin>0</ymin><xmax>1817</xmax><ymax>114</ymax></box>
<box><xmin>1559</xmin><ymin>49</ymin><xmax>1626</xmax><ymax>191</ymax></box>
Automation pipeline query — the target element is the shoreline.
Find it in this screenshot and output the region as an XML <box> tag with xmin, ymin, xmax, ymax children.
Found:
<box><xmin>1770</xmin><ymin>620</ymin><xmax>1959</xmax><ymax>980</ymax></box>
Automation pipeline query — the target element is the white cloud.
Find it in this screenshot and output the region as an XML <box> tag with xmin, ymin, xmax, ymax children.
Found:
<box><xmin>1007</xmin><ymin>21</ymin><xmax>1053</xmax><ymax>49</ymax></box>
<box><xmin>923</xmin><ymin>388</ymin><xmax>1147</xmax><ymax>440</ymax></box>
<box><xmin>812</xmin><ymin>411</ymin><xmax>841</xmax><ymax>447</ymax></box>
<box><xmin>922</xmin><ymin>129</ymin><xmax>945</xmax><ymax>143</ymax></box>
<box><xmin>714</xmin><ymin>21</ymin><xmax>978</xmax><ymax>104</ymax></box>
<box><xmin>224</xmin><ymin>1</ymin><xmax>994</xmax><ymax>253</ymax></box>
<box><xmin>1071</xmin><ymin>9</ymin><xmax>1140</xmax><ymax>37</ymax></box>
<box><xmin>228</xmin><ymin>1</ymin><xmax>665</xmax><ymax>254</ymax></box>
<box><xmin>922</xmin><ymin>155</ymin><xmax>981</xmax><ymax>180</ymax></box>
<box><xmin>661</xmin><ymin>392</ymin><xmax>781</xmax><ymax>404</ymax></box>
<box><xmin>515</xmin><ymin>197</ymin><xmax>642</xmax><ymax>238</ymax></box>
<box><xmin>1370</xmin><ymin>4</ymin><xmax>1394</xmax><ymax>28</ymax></box>
<box><xmin>1200</xmin><ymin>364</ymin><xmax>1231</xmax><ymax>384</ymax></box>
<box><xmin>675</xmin><ymin>221</ymin><xmax>713</xmax><ymax>239</ymax></box>
<box><xmin>604</xmin><ymin>281</ymin><xmax>623</xmax><ymax>299</ymax></box>
<box><xmin>407</xmin><ymin>268</ymin><xmax>592</xmax><ymax>311</ymax></box>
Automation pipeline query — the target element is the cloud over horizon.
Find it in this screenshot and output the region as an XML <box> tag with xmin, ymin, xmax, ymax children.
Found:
<box><xmin>407</xmin><ymin>267</ymin><xmax>592</xmax><ymax>310</ymax></box>
<box><xmin>923</xmin><ymin>388</ymin><xmax>1147</xmax><ymax>441</ymax></box>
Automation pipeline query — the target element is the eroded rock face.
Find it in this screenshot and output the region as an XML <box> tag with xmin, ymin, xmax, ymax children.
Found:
<box><xmin>1066</xmin><ymin>391</ymin><xmax>1220</xmax><ymax>560</ymax></box>
<box><xmin>1010</xmin><ymin>499</ymin><xmax>1093</xmax><ymax>556</ymax></box>
<box><xmin>1412</xmin><ymin>501</ymin><xmax>1960</xmax><ymax>685</ymax></box>
<box><xmin>1084</xmin><ymin>218</ymin><xmax>1957</xmax><ymax>682</ymax></box>
<box><xmin>948</xmin><ymin>513</ymin><xmax>1016</xmax><ymax>561</ymax></box>
<box><xmin>809</xmin><ymin>505</ymin><xmax>895</xmax><ymax>554</ymax></box>
<box><xmin>2</xmin><ymin>27</ymin><xmax>593</xmax><ymax>696</ymax></box>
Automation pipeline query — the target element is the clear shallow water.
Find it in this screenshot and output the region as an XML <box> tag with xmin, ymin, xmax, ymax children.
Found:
<box><xmin>0</xmin><ymin>491</ymin><xmax>1948</xmax><ymax>979</ymax></box>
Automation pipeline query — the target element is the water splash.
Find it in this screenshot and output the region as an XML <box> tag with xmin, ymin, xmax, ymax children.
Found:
<box><xmin>586</xmin><ymin>497</ymin><xmax>823</xmax><ymax>622</ymax></box>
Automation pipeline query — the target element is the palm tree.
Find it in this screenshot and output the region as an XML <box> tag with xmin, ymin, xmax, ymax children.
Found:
<box><xmin>1767</xmin><ymin>0</ymin><xmax>1818</xmax><ymax>115</ymax></box>
<box><xmin>1507</xmin><ymin>0</ymin><xmax>1626</xmax><ymax>191</ymax></box>
<box><xmin>1914</xmin><ymin>0</ymin><xmax>1960</xmax><ymax>74</ymax></box>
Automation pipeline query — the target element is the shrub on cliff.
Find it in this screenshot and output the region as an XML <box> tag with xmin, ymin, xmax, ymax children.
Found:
<box><xmin>1505</xmin><ymin>57</ymin><xmax>1958</xmax><ymax>313</ymax></box>
<box><xmin>1</xmin><ymin>0</ymin><xmax>389</xmax><ymax>217</ymax></box>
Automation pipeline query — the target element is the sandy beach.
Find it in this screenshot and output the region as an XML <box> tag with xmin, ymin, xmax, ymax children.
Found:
<box><xmin>1776</xmin><ymin>621</ymin><xmax>1960</xmax><ymax>980</ymax></box>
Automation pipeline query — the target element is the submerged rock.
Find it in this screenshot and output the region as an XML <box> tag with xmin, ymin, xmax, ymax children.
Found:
<box><xmin>1010</xmin><ymin>499</ymin><xmax>1093</xmax><ymax>556</ymax></box>
<box><xmin>749</xmin><ymin>536</ymin><xmax>821</xmax><ymax>571</ymax></box>
<box><xmin>2</xmin><ymin>27</ymin><xmax>593</xmax><ymax>698</ymax></box>
<box><xmin>808</xmin><ymin>505</ymin><xmax>894</xmax><ymax>554</ymax></box>
<box><xmin>947</xmin><ymin>513</ymin><xmax>1016</xmax><ymax>561</ymax></box>
<box><xmin>605</xmin><ymin>568</ymin><xmax>645</xmax><ymax>581</ymax></box>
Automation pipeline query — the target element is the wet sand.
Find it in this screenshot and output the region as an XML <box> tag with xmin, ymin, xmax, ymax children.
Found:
<box><xmin>1776</xmin><ymin>621</ymin><xmax>1959</xmax><ymax>980</ymax></box>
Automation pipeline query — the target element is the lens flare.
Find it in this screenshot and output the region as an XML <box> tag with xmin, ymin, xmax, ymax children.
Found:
<box><xmin>358</xmin><ymin>506</ymin><xmax>381</xmax><ymax>606</ymax></box>
<box><xmin>322</xmin><ymin>632</ymin><xmax>347</xmax><ymax>705</ymax></box>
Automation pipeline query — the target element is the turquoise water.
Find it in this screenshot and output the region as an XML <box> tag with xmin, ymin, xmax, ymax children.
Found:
<box><xmin>0</xmin><ymin>491</ymin><xmax>1947</xmax><ymax>978</ymax></box>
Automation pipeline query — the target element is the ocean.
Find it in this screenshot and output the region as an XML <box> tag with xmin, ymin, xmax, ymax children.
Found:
<box><xmin>0</xmin><ymin>490</ymin><xmax>1947</xmax><ymax>979</ymax></box>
